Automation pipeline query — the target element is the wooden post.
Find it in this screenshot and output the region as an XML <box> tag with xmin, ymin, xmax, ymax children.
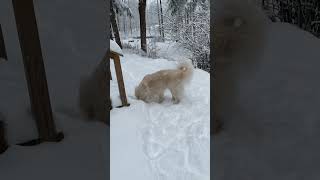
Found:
<box><xmin>12</xmin><ymin>0</ymin><xmax>63</xmax><ymax>143</ymax></box>
<box><xmin>0</xmin><ymin>24</ymin><xmax>7</xmax><ymax>61</ymax></box>
<box><xmin>110</xmin><ymin>52</ymin><xmax>129</xmax><ymax>107</ymax></box>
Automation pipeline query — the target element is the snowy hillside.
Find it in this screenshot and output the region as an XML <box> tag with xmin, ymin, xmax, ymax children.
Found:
<box><xmin>213</xmin><ymin>22</ymin><xmax>320</xmax><ymax>179</ymax></box>
<box><xmin>0</xmin><ymin>0</ymin><xmax>108</xmax><ymax>179</ymax></box>
<box><xmin>110</xmin><ymin>51</ymin><xmax>210</xmax><ymax>180</ymax></box>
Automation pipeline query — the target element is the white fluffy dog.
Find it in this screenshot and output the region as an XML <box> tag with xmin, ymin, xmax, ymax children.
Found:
<box><xmin>78</xmin><ymin>57</ymin><xmax>109</xmax><ymax>124</ymax></box>
<box><xmin>135</xmin><ymin>60</ymin><xmax>193</xmax><ymax>104</ymax></box>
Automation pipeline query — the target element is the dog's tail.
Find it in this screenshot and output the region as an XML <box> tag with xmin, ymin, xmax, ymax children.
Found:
<box><xmin>177</xmin><ymin>60</ymin><xmax>194</xmax><ymax>83</ymax></box>
<box><xmin>213</xmin><ymin>0</ymin><xmax>268</xmax><ymax>62</ymax></box>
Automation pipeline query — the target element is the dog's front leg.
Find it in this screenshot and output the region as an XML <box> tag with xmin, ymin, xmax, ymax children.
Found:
<box><xmin>171</xmin><ymin>94</ymin><xmax>180</xmax><ymax>104</ymax></box>
<box><xmin>170</xmin><ymin>85</ymin><xmax>183</xmax><ymax>104</ymax></box>
<box><xmin>158</xmin><ymin>93</ymin><xmax>164</xmax><ymax>103</ymax></box>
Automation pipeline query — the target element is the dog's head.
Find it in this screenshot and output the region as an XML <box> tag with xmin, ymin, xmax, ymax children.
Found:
<box><xmin>135</xmin><ymin>82</ymin><xmax>150</xmax><ymax>101</ymax></box>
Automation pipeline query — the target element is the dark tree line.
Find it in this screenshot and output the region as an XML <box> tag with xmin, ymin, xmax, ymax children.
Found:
<box><xmin>262</xmin><ymin>0</ymin><xmax>320</xmax><ymax>37</ymax></box>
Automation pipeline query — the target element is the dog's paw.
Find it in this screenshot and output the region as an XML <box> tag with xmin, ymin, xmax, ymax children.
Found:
<box><xmin>172</xmin><ymin>98</ymin><xmax>180</xmax><ymax>104</ymax></box>
<box><xmin>159</xmin><ymin>96</ymin><xmax>164</xmax><ymax>103</ymax></box>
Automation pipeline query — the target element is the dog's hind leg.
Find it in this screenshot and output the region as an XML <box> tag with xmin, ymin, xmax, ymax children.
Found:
<box><xmin>158</xmin><ymin>91</ymin><xmax>165</xmax><ymax>103</ymax></box>
<box><xmin>170</xmin><ymin>85</ymin><xmax>183</xmax><ymax>104</ymax></box>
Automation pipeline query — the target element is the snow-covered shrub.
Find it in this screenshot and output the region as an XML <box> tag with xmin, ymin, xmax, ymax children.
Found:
<box><xmin>122</xmin><ymin>39</ymin><xmax>159</xmax><ymax>59</ymax></box>
<box><xmin>122</xmin><ymin>41</ymin><xmax>145</xmax><ymax>56</ymax></box>
<box><xmin>146</xmin><ymin>37</ymin><xmax>160</xmax><ymax>59</ymax></box>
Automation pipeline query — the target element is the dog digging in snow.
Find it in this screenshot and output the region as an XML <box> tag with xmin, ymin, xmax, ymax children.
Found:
<box><xmin>135</xmin><ymin>60</ymin><xmax>193</xmax><ymax>104</ymax></box>
<box><xmin>213</xmin><ymin>0</ymin><xmax>268</xmax><ymax>135</ymax></box>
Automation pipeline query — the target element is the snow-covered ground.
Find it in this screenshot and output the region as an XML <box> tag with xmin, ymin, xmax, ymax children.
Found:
<box><xmin>0</xmin><ymin>0</ymin><xmax>108</xmax><ymax>179</ymax></box>
<box><xmin>110</xmin><ymin>52</ymin><xmax>210</xmax><ymax>179</ymax></box>
<box><xmin>213</xmin><ymin>22</ymin><xmax>320</xmax><ymax>179</ymax></box>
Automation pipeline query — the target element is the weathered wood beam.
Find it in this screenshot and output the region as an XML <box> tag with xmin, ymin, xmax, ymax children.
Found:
<box><xmin>110</xmin><ymin>52</ymin><xmax>129</xmax><ymax>107</ymax></box>
<box><xmin>12</xmin><ymin>0</ymin><xmax>63</xmax><ymax>143</ymax></box>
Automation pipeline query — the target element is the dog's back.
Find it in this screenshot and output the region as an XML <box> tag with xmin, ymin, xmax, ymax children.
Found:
<box><xmin>142</xmin><ymin>61</ymin><xmax>193</xmax><ymax>87</ymax></box>
<box><xmin>135</xmin><ymin>60</ymin><xmax>194</xmax><ymax>103</ymax></box>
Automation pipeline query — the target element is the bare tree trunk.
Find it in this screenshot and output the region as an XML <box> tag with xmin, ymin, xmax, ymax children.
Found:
<box><xmin>159</xmin><ymin>0</ymin><xmax>165</xmax><ymax>41</ymax></box>
<box><xmin>110</xmin><ymin>24</ymin><xmax>113</xmax><ymax>40</ymax></box>
<box><xmin>111</xmin><ymin>0</ymin><xmax>122</xmax><ymax>48</ymax></box>
<box><xmin>139</xmin><ymin>0</ymin><xmax>147</xmax><ymax>52</ymax></box>
<box><xmin>128</xmin><ymin>0</ymin><xmax>133</xmax><ymax>37</ymax></box>
<box><xmin>12</xmin><ymin>0</ymin><xmax>63</xmax><ymax>143</ymax></box>
<box><xmin>130</xmin><ymin>18</ymin><xmax>133</xmax><ymax>37</ymax></box>
<box><xmin>156</xmin><ymin>0</ymin><xmax>162</xmax><ymax>38</ymax></box>
<box><xmin>123</xmin><ymin>1</ymin><xmax>127</xmax><ymax>39</ymax></box>
<box><xmin>297</xmin><ymin>0</ymin><xmax>303</xmax><ymax>28</ymax></box>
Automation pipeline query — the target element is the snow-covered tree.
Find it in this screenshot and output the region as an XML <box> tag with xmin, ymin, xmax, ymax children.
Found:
<box><xmin>165</xmin><ymin>0</ymin><xmax>210</xmax><ymax>71</ymax></box>
<box><xmin>110</xmin><ymin>0</ymin><xmax>134</xmax><ymax>47</ymax></box>
<box><xmin>139</xmin><ymin>0</ymin><xmax>147</xmax><ymax>53</ymax></box>
<box><xmin>113</xmin><ymin>0</ymin><xmax>133</xmax><ymax>17</ymax></box>
<box><xmin>262</xmin><ymin>0</ymin><xmax>320</xmax><ymax>38</ymax></box>
<box><xmin>110</xmin><ymin>0</ymin><xmax>122</xmax><ymax>48</ymax></box>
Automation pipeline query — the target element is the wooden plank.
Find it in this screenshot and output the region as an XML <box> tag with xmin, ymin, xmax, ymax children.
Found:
<box><xmin>111</xmin><ymin>54</ymin><xmax>129</xmax><ymax>106</ymax></box>
<box><xmin>110</xmin><ymin>49</ymin><xmax>123</xmax><ymax>57</ymax></box>
<box><xmin>0</xmin><ymin>24</ymin><xmax>8</xmax><ymax>61</ymax></box>
<box><xmin>12</xmin><ymin>0</ymin><xmax>63</xmax><ymax>142</ymax></box>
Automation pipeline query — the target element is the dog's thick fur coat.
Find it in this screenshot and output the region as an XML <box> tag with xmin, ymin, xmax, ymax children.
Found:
<box><xmin>135</xmin><ymin>61</ymin><xmax>193</xmax><ymax>104</ymax></box>
<box><xmin>213</xmin><ymin>0</ymin><xmax>268</xmax><ymax>134</ymax></box>
<box><xmin>78</xmin><ymin>57</ymin><xmax>110</xmax><ymax>125</ymax></box>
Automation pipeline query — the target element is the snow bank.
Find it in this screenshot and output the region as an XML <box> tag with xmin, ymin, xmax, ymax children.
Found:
<box><xmin>0</xmin><ymin>0</ymin><xmax>108</xmax><ymax>179</ymax></box>
<box><xmin>213</xmin><ymin>22</ymin><xmax>320</xmax><ymax>180</ymax></box>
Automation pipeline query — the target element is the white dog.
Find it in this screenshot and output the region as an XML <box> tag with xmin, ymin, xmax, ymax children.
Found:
<box><xmin>78</xmin><ymin>57</ymin><xmax>109</xmax><ymax>124</ymax></box>
<box><xmin>135</xmin><ymin>60</ymin><xmax>193</xmax><ymax>104</ymax></box>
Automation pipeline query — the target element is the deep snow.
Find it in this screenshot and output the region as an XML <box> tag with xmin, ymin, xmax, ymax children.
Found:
<box><xmin>110</xmin><ymin>52</ymin><xmax>210</xmax><ymax>180</ymax></box>
<box><xmin>213</xmin><ymin>22</ymin><xmax>320</xmax><ymax>180</ymax></box>
<box><xmin>0</xmin><ymin>0</ymin><xmax>108</xmax><ymax>179</ymax></box>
